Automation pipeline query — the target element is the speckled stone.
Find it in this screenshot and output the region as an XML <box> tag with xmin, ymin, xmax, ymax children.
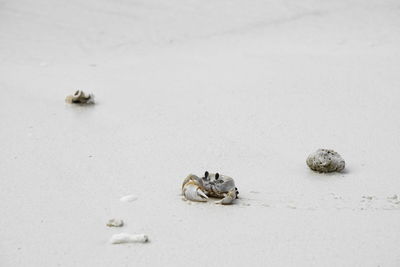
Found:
<box><xmin>306</xmin><ymin>149</ymin><xmax>345</xmax><ymax>173</ymax></box>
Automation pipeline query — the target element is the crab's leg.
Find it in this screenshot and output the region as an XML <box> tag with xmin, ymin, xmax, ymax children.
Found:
<box><xmin>215</xmin><ymin>188</ymin><xmax>237</xmax><ymax>205</ymax></box>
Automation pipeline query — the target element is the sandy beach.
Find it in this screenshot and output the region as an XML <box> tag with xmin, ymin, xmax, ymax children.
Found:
<box><xmin>1</xmin><ymin>0</ymin><xmax>400</xmax><ymax>266</ymax></box>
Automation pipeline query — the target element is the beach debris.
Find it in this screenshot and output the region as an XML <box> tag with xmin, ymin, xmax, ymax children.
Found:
<box><xmin>120</xmin><ymin>194</ymin><xmax>137</xmax><ymax>202</ymax></box>
<box><xmin>109</xmin><ymin>233</ymin><xmax>148</xmax><ymax>244</ymax></box>
<box><xmin>362</xmin><ymin>195</ymin><xmax>375</xmax><ymax>201</ymax></box>
<box><xmin>182</xmin><ymin>171</ymin><xmax>239</xmax><ymax>205</ymax></box>
<box><xmin>65</xmin><ymin>90</ymin><xmax>95</xmax><ymax>104</ymax></box>
<box><xmin>387</xmin><ymin>195</ymin><xmax>400</xmax><ymax>205</ymax></box>
<box><xmin>106</xmin><ymin>219</ymin><xmax>124</xmax><ymax>227</ymax></box>
<box><xmin>306</xmin><ymin>149</ymin><xmax>345</xmax><ymax>173</ymax></box>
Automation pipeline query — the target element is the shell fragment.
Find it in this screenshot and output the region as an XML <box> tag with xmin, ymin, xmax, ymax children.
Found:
<box><xmin>106</xmin><ymin>219</ymin><xmax>124</xmax><ymax>227</ymax></box>
<box><xmin>109</xmin><ymin>233</ymin><xmax>149</xmax><ymax>244</ymax></box>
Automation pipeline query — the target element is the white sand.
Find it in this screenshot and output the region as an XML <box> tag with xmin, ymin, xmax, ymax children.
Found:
<box><xmin>1</xmin><ymin>0</ymin><xmax>400</xmax><ymax>266</ymax></box>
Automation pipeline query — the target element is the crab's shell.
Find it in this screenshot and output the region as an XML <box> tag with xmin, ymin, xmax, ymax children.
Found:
<box><xmin>202</xmin><ymin>173</ymin><xmax>236</xmax><ymax>198</ymax></box>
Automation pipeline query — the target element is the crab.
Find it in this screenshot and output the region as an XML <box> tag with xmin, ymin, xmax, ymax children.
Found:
<box><xmin>182</xmin><ymin>171</ymin><xmax>239</xmax><ymax>205</ymax></box>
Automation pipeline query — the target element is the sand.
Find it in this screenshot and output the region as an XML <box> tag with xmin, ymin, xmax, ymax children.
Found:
<box><xmin>1</xmin><ymin>0</ymin><xmax>400</xmax><ymax>266</ymax></box>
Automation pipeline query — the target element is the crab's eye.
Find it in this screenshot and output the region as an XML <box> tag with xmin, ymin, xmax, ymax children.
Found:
<box><xmin>215</xmin><ymin>173</ymin><xmax>219</xmax><ymax>180</ymax></box>
<box><xmin>204</xmin><ymin>171</ymin><xmax>209</xmax><ymax>178</ymax></box>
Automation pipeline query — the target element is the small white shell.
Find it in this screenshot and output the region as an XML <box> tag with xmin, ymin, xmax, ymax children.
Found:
<box><xmin>307</xmin><ymin>149</ymin><xmax>345</xmax><ymax>173</ymax></box>
<box><xmin>106</xmin><ymin>219</ymin><xmax>124</xmax><ymax>227</ymax></box>
<box><xmin>120</xmin><ymin>194</ymin><xmax>137</xmax><ymax>202</ymax></box>
<box><xmin>109</xmin><ymin>233</ymin><xmax>148</xmax><ymax>244</ymax></box>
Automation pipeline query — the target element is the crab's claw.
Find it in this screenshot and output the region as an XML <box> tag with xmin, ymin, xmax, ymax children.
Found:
<box><xmin>215</xmin><ymin>188</ymin><xmax>237</xmax><ymax>205</ymax></box>
<box><xmin>182</xmin><ymin>174</ymin><xmax>208</xmax><ymax>202</ymax></box>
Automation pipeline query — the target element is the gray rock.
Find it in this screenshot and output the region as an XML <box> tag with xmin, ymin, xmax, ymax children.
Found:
<box><xmin>306</xmin><ymin>149</ymin><xmax>345</xmax><ymax>173</ymax></box>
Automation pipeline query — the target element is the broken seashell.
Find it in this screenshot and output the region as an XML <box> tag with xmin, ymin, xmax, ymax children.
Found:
<box><xmin>65</xmin><ymin>90</ymin><xmax>95</xmax><ymax>104</ymax></box>
<box><xmin>109</xmin><ymin>233</ymin><xmax>148</xmax><ymax>244</ymax></box>
<box><xmin>106</xmin><ymin>219</ymin><xmax>124</xmax><ymax>227</ymax></box>
<box><xmin>306</xmin><ymin>149</ymin><xmax>345</xmax><ymax>173</ymax></box>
